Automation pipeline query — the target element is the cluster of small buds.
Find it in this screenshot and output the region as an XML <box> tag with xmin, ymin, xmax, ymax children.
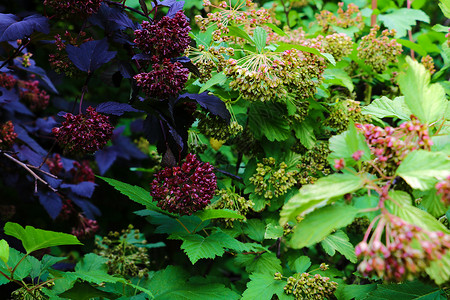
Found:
<box><xmin>134</xmin><ymin>11</ymin><xmax>191</xmax><ymax>59</ymax></box>
<box><xmin>277</xmin><ymin>272</ymin><xmax>338</xmax><ymax>299</ymax></box>
<box><xmin>188</xmin><ymin>130</ymin><xmax>207</xmax><ymax>154</ymax></box>
<box><xmin>150</xmin><ymin>153</ymin><xmax>217</xmax><ymax>215</ymax></box>
<box><xmin>230</xmin><ymin>127</ymin><xmax>262</xmax><ymax>156</ymax></box>
<box><xmin>49</xmin><ymin>31</ymin><xmax>93</xmax><ymax>76</ymax></box>
<box><xmin>436</xmin><ymin>176</ymin><xmax>450</xmax><ymax>206</ymax></box>
<box><xmin>334</xmin><ymin>158</ymin><xmax>345</xmax><ymax>170</ymax></box>
<box><xmin>11</xmin><ymin>286</ymin><xmax>47</xmax><ymax>300</ymax></box>
<box><xmin>46</xmin><ymin>154</ymin><xmax>64</xmax><ymax>175</ymax></box>
<box><xmin>420</xmin><ymin>55</ymin><xmax>436</xmax><ymax>75</ymax></box>
<box><xmin>197</xmin><ymin>0</ymin><xmax>272</xmax><ymax>43</ymax></box>
<box><xmin>0</xmin><ymin>72</ymin><xmax>17</xmax><ymax>90</ymax></box>
<box><xmin>315</xmin><ymin>33</ymin><xmax>353</xmax><ymax>61</ymax></box>
<box><xmin>197</xmin><ymin>112</ymin><xmax>243</xmax><ymax>142</ymax></box>
<box><xmin>20</xmin><ymin>52</ymin><xmax>33</xmax><ymax>67</ymax></box>
<box><xmin>249</xmin><ymin>157</ymin><xmax>299</xmax><ymax>199</ymax></box>
<box><xmin>188</xmin><ymin>45</ymin><xmax>235</xmax><ymax>82</ymax></box>
<box><xmin>271</xmin><ymin>27</ymin><xmax>306</xmax><ymax>44</ymax></box>
<box><xmin>71</xmin><ymin>213</ymin><xmax>99</xmax><ymax>239</ymax></box>
<box><xmin>52</xmin><ymin>106</ymin><xmax>114</xmax><ymax>154</ymax></box>
<box><xmin>95</xmin><ymin>225</ymin><xmax>151</xmax><ymax>278</ymax></box>
<box><xmin>209</xmin><ymin>189</ymin><xmax>254</xmax><ymax>227</ymax></box>
<box><xmin>324</xmin><ymin>99</ymin><xmax>371</xmax><ymax>133</ymax></box>
<box><xmin>43</xmin><ymin>0</ymin><xmax>103</xmax><ymax>17</ymax></box>
<box><xmin>0</xmin><ymin>121</ymin><xmax>17</xmax><ymax>150</ymax></box>
<box><xmin>58</xmin><ymin>199</ymin><xmax>75</xmax><ymax>221</ymax></box>
<box><xmin>356</xmin><ymin>116</ymin><xmax>432</xmax><ymax>175</ymax></box>
<box><xmin>18</xmin><ymin>79</ymin><xmax>50</xmax><ymax>111</ymax></box>
<box><xmin>446</xmin><ymin>29</ymin><xmax>450</xmax><ymax>47</ymax></box>
<box><xmin>71</xmin><ymin>161</ymin><xmax>95</xmax><ymax>183</ymax></box>
<box><xmin>283</xmin><ymin>223</ymin><xmax>294</xmax><ymax>235</ymax></box>
<box><xmin>290</xmin><ymin>101</ymin><xmax>310</xmax><ymax>124</ymax></box>
<box><xmin>316</xmin><ymin>2</ymin><xmax>364</xmax><ymax>32</ymax></box>
<box><xmin>357</xmin><ymin>26</ymin><xmax>403</xmax><ymax>73</ymax></box>
<box><xmin>347</xmin><ymin>216</ymin><xmax>371</xmax><ymax>234</ymax></box>
<box><xmin>134</xmin><ymin>59</ymin><xmax>189</xmax><ymax>99</ymax></box>
<box><xmin>291</xmin><ymin>0</ymin><xmax>310</xmax><ymax>8</ymax></box>
<box><xmin>356</xmin><ymin>214</ymin><xmax>450</xmax><ymax>282</ymax></box>
<box><xmin>294</xmin><ymin>142</ymin><xmax>331</xmax><ymax>185</ymax></box>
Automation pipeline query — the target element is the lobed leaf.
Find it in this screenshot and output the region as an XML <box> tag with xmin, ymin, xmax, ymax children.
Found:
<box><xmin>0</xmin><ymin>13</ymin><xmax>49</xmax><ymax>42</ymax></box>
<box><xmin>66</xmin><ymin>39</ymin><xmax>117</xmax><ymax>73</ymax></box>
<box><xmin>361</xmin><ymin>96</ymin><xmax>412</xmax><ymax>120</ymax></box>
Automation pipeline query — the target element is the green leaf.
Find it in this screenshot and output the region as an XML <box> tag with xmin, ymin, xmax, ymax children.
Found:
<box><xmin>397</xmin><ymin>56</ymin><xmax>448</xmax><ymax>124</ymax></box>
<box><xmin>58</xmin><ymin>281</ymin><xmax>120</xmax><ymax>300</ymax></box>
<box><xmin>421</xmin><ymin>189</ymin><xmax>447</xmax><ymax>218</ymax></box>
<box><xmin>361</xmin><ymin>96</ymin><xmax>412</xmax><ymax>120</ymax></box>
<box><xmin>241</xmin><ymin>273</ymin><xmax>286</xmax><ymax>300</ymax></box>
<box><xmin>290</xmin><ymin>205</ymin><xmax>359</xmax><ymax>249</ymax></box>
<box><xmin>387</xmin><ymin>190</ymin><xmax>449</xmax><ymax>233</ymax></box>
<box><xmin>396</xmin><ymin>150</ymin><xmax>450</xmax><ymax>190</ymax></box>
<box><xmin>194</xmin><ymin>209</ymin><xmax>245</xmax><ymax>222</ymax></box>
<box><xmin>378</xmin><ymin>8</ymin><xmax>430</xmax><ymax>38</ymax></box>
<box><xmin>226</xmin><ymin>26</ymin><xmax>254</xmax><ymax>44</ymax></box>
<box><xmin>426</xmin><ymin>251</ymin><xmax>450</xmax><ymax>285</ymax></box>
<box><xmin>98</xmin><ymin>176</ymin><xmax>172</xmax><ymax>215</ymax></box>
<box><xmin>199</xmin><ymin>73</ymin><xmax>227</xmax><ymax>93</ymax></box>
<box><xmin>324</xmin><ymin>68</ymin><xmax>354</xmax><ymax>92</ymax></box>
<box><xmin>243</xmin><ymin>219</ymin><xmax>266</xmax><ymax>242</ymax></box>
<box><xmin>289</xmin><ymin>256</ymin><xmax>311</xmax><ymax>273</ymax></box>
<box><xmin>235</xmin><ymin>252</ymin><xmax>282</xmax><ymax>274</ymax></box>
<box><xmin>341</xmin><ymin>284</ymin><xmax>377</xmax><ymax>300</ymax></box>
<box><xmin>328</xmin><ymin>123</ymin><xmax>371</xmax><ymax>167</ymax></box>
<box><xmin>280</xmin><ymin>173</ymin><xmax>364</xmax><ymax>223</ymax></box>
<box><xmin>432</xmin><ymin>24</ymin><xmax>450</xmax><ymax>33</ymax></box>
<box><xmin>0</xmin><ymin>240</ymin><xmax>9</xmax><ymax>265</ymax></box>
<box><xmin>4</xmin><ymin>222</ymin><xmax>82</xmax><ymax>254</ymax></box>
<box><xmin>396</xmin><ymin>39</ymin><xmax>427</xmax><ymax>57</ymax></box>
<box><xmin>292</xmin><ymin>121</ymin><xmax>316</xmax><ymax>149</ymax></box>
<box><xmin>264</xmin><ymin>223</ymin><xmax>284</xmax><ymax>240</ymax></box>
<box><xmin>320</xmin><ymin>230</ymin><xmax>357</xmax><ymax>263</ymax></box>
<box><xmin>263</xmin><ymin>23</ymin><xmax>287</xmax><ymax>36</ymax></box>
<box><xmin>0</xmin><ymin>248</ymin><xmax>31</xmax><ymax>280</ymax></box>
<box><xmin>74</xmin><ymin>253</ymin><xmax>120</xmax><ymax>284</ymax></box>
<box><xmin>364</xmin><ymin>280</ymin><xmax>445</xmax><ymax>299</ymax></box>
<box><xmin>248</xmin><ymin>102</ymin><xmax>291</xmax><ymax>142</ymax></box>
<box><xmin>439</xmin><ymin>0</ymin><xmax>450</xmax><ymax>18</ymax></box>
<box><xmin>253</xmin><ymin>27</ymin><xmax>268</xmax><ymax>53</ymax></box>
<box><xmin>172</xmin><ymin>233</ymin><xmax>226</xmax><ymax>264</ymax></box>
<box><xmin>275</xmin><ymin>42</ymin><xmax>336</xmax><ymax>65</ymax></box>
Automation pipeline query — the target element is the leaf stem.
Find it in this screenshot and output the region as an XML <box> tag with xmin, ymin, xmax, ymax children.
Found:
<box><xmin>176</xmin><ymin>218</ymin><xmax>191</xmax><ymax>234</ymax></box>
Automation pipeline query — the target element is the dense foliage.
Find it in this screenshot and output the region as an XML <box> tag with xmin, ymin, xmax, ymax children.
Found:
<box><xmin>0</xmin><ymin>0</ymin><xmax>449</xmax><ymax>299</ymax></box>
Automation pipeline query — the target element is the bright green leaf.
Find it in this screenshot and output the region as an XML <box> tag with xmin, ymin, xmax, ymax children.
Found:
<box><xmin>290</xmin><ymin>256</ymin><xmax>311</xmax><ymax>273</ymax></box>
<box><xmin>292</xmin><ymin>121</ymin><xmax>316</xmax><ymax>149</ymax></box>
<box><xmin>275</xmin><ymin>42</ymin><xmax>336</xmax><ymax>65</ymax></box>
<box><xmin>324</xmin><ymin>68</ymin><xmax>354</xmax><ymax>92</ymax></box>
<box><xmin>421</xmin><ymin>189</ymin><xmax>447</xmax><ymax>218</ymax></box>
<box><xmin>321</xmin><ymin>230</ymin><xmax>357</xmax><ymax>263</ymax></box>
<box><xmin>397</xmin><ymin>56</ymin><xmax>447</xmax><ymax>124</ymax></box>
<box><xmin>396</xmin><ymin>150</ymin><xmax>450</xmax><ymax>190</ymax></box>
<box><xmin>0</xmin><ymin>248</ymin><xmax>31</xmax><ymax>280</ymax></box>
<box><xmin>289</xmin><ymin>205</ymin><xmax>359</xmax><ymax>249</ymax></box>
<box><xmin>432</xmin><ymin>24</ymin><xmax>450</xmax><ymax>33</ymax></box>
<box><xmin>264</xmin><ymin>223</ymin><xmax>284</xmax><ymax>240</ymax></box>
<box><xmin>248</xmin><ymin>102</ymin><xmax>290</xmax><ymax>142</ymax></box>
<box><xmin>226</xmin><ymin>26</ymin><xmax>254</xmax><ymax>44</ymax></box>
<box><xmin>4</xmin><ymin>222</ymin><xmax>82</xmax><ymax>254</ymax></box>
<box><xmin>361</xmin><ymin>96</ymin><xmax>412</xmax><ymax>120</ymax></box>
<box><xmin>396</xmin><ymin>39</ymin><xmax>427</xmax><ymax>57</ymax></box>
<box><xmin>0</xmin><ymin>240</ymin><xmax>9</xmax><ymax>265</ymax></box>
<box><xmin>439</xmin><ymin>0</ymin><xmax>450</xmax><ymax>18</ymax></box>
<box><xmin>242</xmin><ymin>273</ymin><xmax>286</xmax><ymax>300</ymax></box>
<box><xmin>280</xmin><ymin>173</ymin><xmax>364</xmax><ymax>224</ymax></box>
<box><xmin>194</xmin><ymin>209</ymin><xmax>245</xmax><ymax>222</ymax></box>
<box><xmin>253</xmin><ymin>27</ymin><xmax>268</xmax><ymax>53</ymax></box>
<box><xmin>378</xmin><ymin>8</ymin><xmax>430</xmax><ymax>38</ymax></box>
<box><xmin>243</xmin><ymin>219</ymin><xmax>266</xmax><ymax>242</ymax></box>
<box><xmin>264</xmin><ymin>23</ymin><xmax>287</xmax><ymax>36</ymax></box>
<box><xmin>426</xmin><ymin>251</ymin><xmax>450</xmax><ymax>285</ymax></box>
<box><xmin>235</xmin><ymin>252</ymin><xmax>282</xmax><ymax>274</ymax></box>
<box><xmin>199</xmin><ymin>73</ymin><xmax>227</xmax><ymax>93</ymax></box>
<box><xmin>341</xmin><ymin>284</ymin><xmax>377</xmax><ymax>300</ymax></box>
<box><xmin>172</xmin><ymin>233</ymin><xmax>226</xmax><ymax>264</ymax></box>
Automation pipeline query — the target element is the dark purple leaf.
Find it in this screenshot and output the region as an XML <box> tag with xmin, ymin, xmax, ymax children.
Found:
<box><xmin>13</xmin><ymin>125</ymin><xmax>46</xmax><ymax>155</ymax></box>
<box><xmin>38</xmin><ymin>191</ymin><xmax>63</xmax><ymax>220</ymax></box>
<box><xmin>113</xmin><ymin>134</ymin><xmax>147</xmax><ymax>160</ymax></box>
<box><xmin>96</xmin><ymin>101</ymin><xmax>142</xmax><ymax>116</ymax></box>
<box><xmin>130</xmin><ymin>119</ymin><xmax>144</xmax><ymax>132</ymax></box>
<box><xmin>143</xmin><ymin>114</ymin><xmax>161</xmax><ymax>144</ymax></box>
<box><xmin>13</xmin><ymin>144</ymin><xmax>42</xmax><ymax>166</ymax></box>
<box><xmin>4</xmin><ymin>101</ymin><xmax>33</xmax><ymax>116</ymax></box>
<box><xmin>0</xmin><ymin>87</ymin><xmax>18</xmax><ymax>104</ymax></box>
<box><xmin>13</xmin><ymin>62</ymin><xmax>58</xmax><ymax>94</ymax></box>
<box><xmin>66</xmin><ymin>39</ymin><xmax>117</xmax><ymax>73</ymax></box>
<box><xmin>60</xmin><ymin>182</ymin><xmax>97</xmax><ymax>199</ymax></box>
<box><xmin>60</xmin><ymin>156</ymin><xmax>76</xmax><ymax>172</ymax></box>
<box><xmin>132</xmin><ymin>53</ymin><xmax>152</xmax><ymax>61</ymax></box>
<box><xmin>95</xmin><ymin>147</ymin><xmax>118</xmax><ymax>175</ymax></box>
<box><xmin>89</xmin><ymin>3</ymin><xmax>137</xmax><ymax>31</ymax></box>
<box><xmin>155</xmin><ymin>0</ymin><xmax>177</xmax><ymax>7</ymax></box>
<box><xmin>118</xmin><ymin>62</ymin><xmax>134</xmax><ymax>79</ymax></box>
<box><xmin>172</xmin><ymin>56</ymin><xmax>190</xmax><ymax>63</ymax></box>
<box><xmin>35</xmin><ymin>117</ymin><xmax>57</xmax><ymax>134</ymax></box>
<box><xmin>179</xmin><ymin>92</ymin><xmax>230</xmax><ymax>121</ymax></box>
<box><xmin>70</xmin><ymin>195</ymin><xmax>101</xmax><ymax>219</ymax></box>
<box><xmin>166</xmin><ymin>1</ymin><xmax>185</xmax><ymax>17</ymax></box>
<box><xmin>0</xmin><ymin>14</ymin><xmax>50</xmax><ymax>42</ymax></box>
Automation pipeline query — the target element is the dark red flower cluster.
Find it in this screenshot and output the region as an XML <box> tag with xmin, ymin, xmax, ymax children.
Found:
<box><xmin>134</xmin><ymin>11</ymin><xmax>191</xmax><ymax>59</ymax></box>
<box><xmin>0</xmin><ymin>121</ymin><xmax>17</xmax><ymax>150</ymax></box>
<box><xmin>150</xmin><ymin>153</ymin><xmax>217</xmax><ymax>215</ymax></box>
<box><xmin>356</xmin><ymin>214</ymin><xmax>449</xmax><ymax>282</ymax></box>
<box><xmin>18</xmin><ymin>79</ymin><xmax>50</xmax><ymax>111</ymax></box>
<box><xmin>46</xmin><ymin>154</ymin><xmax>64</xmax><ymax>175</ymax></box>
<box><xmin>71</xmin><ymin>160</ymin><xmax>95</xmax><ymax>183</ymax></box>
<box><xmin>0</xmin><ymin>72</ymin><xmax>17</xmax><ymax>90</ymax></box>
<box><xmin>134</xmin><ymin>59</ymin><xmax>189</xmax><ymax>99</ymax></box>
<box><xmin>436</xmin><ymin>176</ymin><xmax>450</xmax><ymax>206</ymax></box>
<box><xmin>44</xmin><ymin>0</ymin><xmax>103</xmax><ymax>17</ymax></box>
<box><xmin>72</xmin><ymin>213</ymin><xmax>99</xmax><ymax>239</ymax></box>
<box><xmin>52</xmin><ymin>106</ymin><xmax>114</xmax><ymax>154</ymax></box>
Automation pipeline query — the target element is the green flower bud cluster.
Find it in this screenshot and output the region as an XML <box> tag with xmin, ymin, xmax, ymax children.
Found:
<box><xmin>316</xmin><ymin>2</ymin><xmax>364</xmax><ymax>33</ymax></box>
<box><xmin>316</xmin><ymin>33</ymin><xmax>353</xmax><ymax>61</ymax></box>
<box><xmin>209</xmin><ymin>188</ymin><xmax>254</xmax><ymax>227</ymax></box>
<box><xmin>197</xmin><ymin>112</ymin><xmax>243</xmax><ymax>142</ymax></box>
<box><xmin>274</xmin><ymin>272</ymin><xmax>338</xmax><ymax>299</ymax></box>
<box><xmin>324</xmin><ymin>99</ymin><xmax>371</xmax><ymax>133</ymax></box>
<box><xmin>357</xmin><ymin>25</ymin><xmax>402</xmax><ymax>73</ymax></box>
<box><xmin>420</xmin><ymin>55</ymin><xmax>436</xmax><ymax>75</ymax></box>
<box><xmin>188</xmin><ymin>45</ymin><xmax>235</xmax><ymax>82</ymax></box>
<box><xmin>95</xmin><ymin>225</ymin><xmax>151</xmax><ymax>278</ymax></box>
<box><xmin>283</xmin><ymin>223</ymin><xmax>294</xmax><ymax>235</ymax></box>
<box><xmin>188</xmin><ymin>130</ymin><xmax>207</xmax><ymax>154</ymax></box>
<box><xmin>286</xmin><ymin>100</ymin><xmax>310</xmax><ymax>124</ymax></box>
<box><xmin>11</xmin><ymin>284</ymin><xmax>49</xmax><ymax>300</ymax></box>
<box><xmin>346</xmin><ymin>216</ymin><xmax>371</xmax><ymax>234</ymax></box>
<box><xmin>230</xmin><ymin>127</ymin><xmax>262</xmax><ymax>156</ymax></box>
<box><xmin>295</xmin><ymin>142</ymin><xmax>331</xmax><ymax>185</ymax></box>
<box><xmin>249</xmin><ymin>157</ymin><xmax>299</xmax><ymax>199</ymax></box>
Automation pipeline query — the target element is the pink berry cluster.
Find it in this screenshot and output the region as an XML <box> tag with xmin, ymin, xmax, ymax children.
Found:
<box><xmin>356</xmin><ymin>214</ymin><xmax>449</xmax><ymax>282</ymax></box>
<box><xmin>46</xmin><ymin>154</ymin><xmax>64</xmax><ymax>175</ymax></box>
<box><xmin>52</xmin><ymin>106</ymin><xmax>114</xmax><ymax>154</ymax></box>
<box><xmin>150</xmin><ymin>153</ymin><xmax>217</xmax><ymax>215</ymax></box>
<box><xmin>357</xmin><ymin>25</ymin><xmax>403</xmax><ymax>73</ymax></box>
<box><xmin>44</xmin><ymin>0</ymin><xmax>103</xmax><ymax>17</ymax></box>
<box><xmin>0</xmin><ymin>121</ymin><xmax>17</xmax><ymax>150</ymax></box>
<box><xmin>420</xmin><ymin>55</ymin><xmax>436</xmax><ymax>75</ymax></box>
<box><xmin>356</xmin><ymin>116</ymin><xmax>432</xmax><ymax>174</ymax></box>
<box><xmin>18</xmin><ymin>79</ymin><xmax>50</xmax><ymax>111</ymax></box>
<box><xmin>134</xmin><ymin>59</ymin><xmax>189</xmax><ymax>99</ymax></box>
<box><xmin>316</xmin><ymin>2</ymin><xmax>364</xmax><ymax>32</ymax></box>
<box><xmin>71</xmin><ymin>213</ymin><xmax>99</xmax><ymax>239</ymax></box>
<box><xmin>71</xmin><ymin>161</ymin><xmax>95</xmax><ymax>183</ymax></box>
<box><xmin>134</xmin><ymin>11</ymin><xmax>191</xmax><ymax>59</ymax></box>
<box><xmin>436</xmin><ymin>176</ymin><xmax>450</xmax><ymax>206</ymax></box>
<box><xmin>0</xmin><ymin>72</ymin><xmax>17</xmax><ymax>90</ymax></box>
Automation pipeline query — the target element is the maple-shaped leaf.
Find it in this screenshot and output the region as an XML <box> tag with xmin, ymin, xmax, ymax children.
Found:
<box><xmin>0</xmin><ymin>13</ymin><xmax>49</xmax><ymax>42</ymax></box>
<box><xmin>66</xmin><ymin>39</ymin><xmax>117</xmax><ymax>73</ymax></box>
